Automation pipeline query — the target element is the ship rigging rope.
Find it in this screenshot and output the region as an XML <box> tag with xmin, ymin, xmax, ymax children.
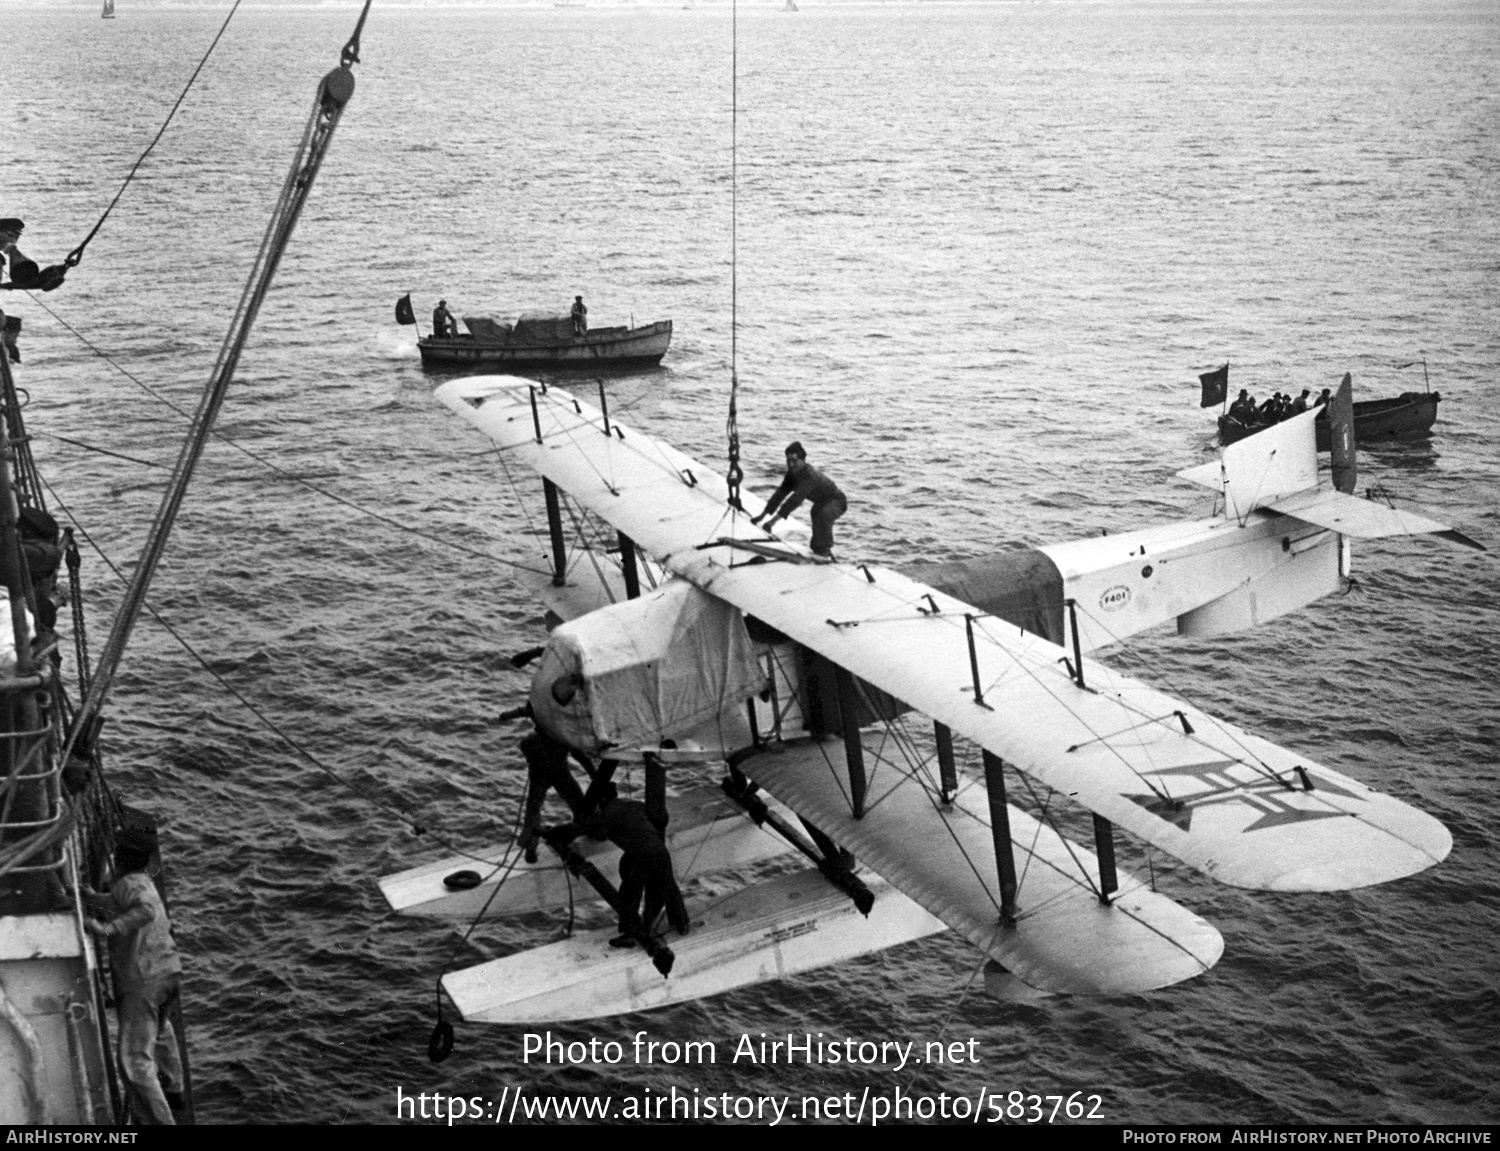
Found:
<box><xmin>61</xmin><ymin>0</ymin><xmax>246</xmax><ymax>273</ymax></box>
<box><xmin>41</xmin><ymin>474</ymin><xmax>522</xmax><ymax>864</ymax></box>
<box><xmin>66</xmin><ymin>35</ymin><xmax>368</xmax><ymax>764</ymax></box>
<box><xmin>24</xmin><ymin>298</ymin><xmax>554</xmax><ymax>580</ymax></box>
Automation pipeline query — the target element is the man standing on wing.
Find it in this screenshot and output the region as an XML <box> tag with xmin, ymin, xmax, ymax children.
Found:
<box><xmin>751</xmin><ymin>440</ymin><xmax>848</xmax><ymax>559</ymax></box>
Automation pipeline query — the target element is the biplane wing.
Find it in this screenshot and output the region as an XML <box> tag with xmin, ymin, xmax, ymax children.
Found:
<box><xmin>429</xmin><ymin>376</ymin><xmax>1453</xmax><ymax>1008</ymax></box>
<box><xmin>436</xmin><ymin>375</ymin><xmax>1451</xmax><ymax>897</ymax></box>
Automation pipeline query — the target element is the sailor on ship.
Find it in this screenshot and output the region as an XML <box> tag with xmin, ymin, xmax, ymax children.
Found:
<box><xmin>81</xmin><ymin>828</ymin><xmax>186</xmax><ymax>1124</ymax></box>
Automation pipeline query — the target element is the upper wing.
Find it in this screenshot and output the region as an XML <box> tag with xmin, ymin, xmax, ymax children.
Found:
<box><xmin>438</xmin><ymin>376</ymin><xmax>1452</xmax><ymax>892</ymax></box>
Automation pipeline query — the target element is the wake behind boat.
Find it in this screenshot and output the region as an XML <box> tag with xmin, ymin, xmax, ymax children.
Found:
<box><xmin>399</xmin><ymin>297</ymin><xmax>671</xmax><ymax>372</ymax></box>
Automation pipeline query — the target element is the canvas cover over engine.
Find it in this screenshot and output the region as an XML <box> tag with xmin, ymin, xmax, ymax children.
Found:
<box><xmin>529</xmin><ymin>580</ymin><xmax>767</xmax><ymax>756</ymax></box>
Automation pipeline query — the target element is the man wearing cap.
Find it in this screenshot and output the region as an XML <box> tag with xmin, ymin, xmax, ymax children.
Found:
<box><xmin>571</xmin><ymin>295</ymin><xmax>588</xmax><ymax>337</ymax></box>
<box><xmin>82</xmin><ymin>828</ymin><xmax>186</xmax><ymax>1124</ymax></box>
<box><xmin>432</xmin><ymin>299</ymin><xmax>457</xmax><ymax>337</ymax></box>
<box><xmin>0</xmin><ymin>218</ymin><xmax>66</xmax><ymax>293</ymax></box>
<box><xmin>751</xmin><ymin>441</ymin><xmax>849</xmax><ymax>558</ymax></box>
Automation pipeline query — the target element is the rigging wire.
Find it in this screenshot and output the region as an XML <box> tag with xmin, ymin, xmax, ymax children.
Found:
<box><xmin>63</xmin><ymin>0</ymin><xmax>247</xmax><ymax>273</ymax></box>
<box><xmin>42</xmin><ymin>473</ymin><xmax>528</xmax><ymax>866</ymax></box>
<box><xmin>24</xmin><ymin>300</ymin><xmax>555</xmax><ymax>579</ymax></box>
<box><xmin>66</xmin><ymin>40</ymin><xmax>369</xmax><ymax>763</ymax></box>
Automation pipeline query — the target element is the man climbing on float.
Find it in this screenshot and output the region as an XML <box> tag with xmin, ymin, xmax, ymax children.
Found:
<box><xmin>751</xmin><ymin>440</ymin><xmax>848</xmax><ymax>559</ymax></box>
<box><xmin>523</xmin><ymin>668</ymin><xmax>689</xmax><ymax>945</ymax></box>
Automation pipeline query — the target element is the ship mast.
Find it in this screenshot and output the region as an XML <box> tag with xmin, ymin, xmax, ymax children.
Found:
<box><xmin>66</xmin><ymin>3</ymin><xmax>372</xmax><ymax>761</ymax></box>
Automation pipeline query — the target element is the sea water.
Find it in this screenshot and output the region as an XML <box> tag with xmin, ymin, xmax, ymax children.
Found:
<box><xmin>3</xmin><ymin>0</ymin><xmax>1497</xmax><ymax>1124</ymax></box>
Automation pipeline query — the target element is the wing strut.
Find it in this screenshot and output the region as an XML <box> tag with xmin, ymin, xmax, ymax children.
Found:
<box><xmin>935</xmin><ymin>722</ymin><xmax>958</xmax><ymax>803</ymax></box>
<box><xmin>618</xmin><ymin>531</ymin><xmax>641</xmax><ymax>599</ymax></box>
<box><xmin>543</xmin><ymin>478</ymin><xmax>567</xmax><ymax>587</ymax></box>
<box><xmin>834</xmin><ymin>666</ymin><xmax>869</xmax><ymax>817</ymax></box>
<box><xmin>981</xmin><ymin>752</ymin><xmax>1019</xmax><ymax>926</ymax></box>
<box><xmin>1092</xmin><ymin>815</ymin><xmax>1120</xmax><ymax>904</ymax></box>
<box><xmin>721</xmin><ymin>762</ymin><xmax>874</xmax><ymax>915</ymax></box>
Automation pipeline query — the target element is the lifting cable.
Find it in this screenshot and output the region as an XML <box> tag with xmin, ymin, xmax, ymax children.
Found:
<box><xmin>62</xmin><ymin>1</ymin><xmax>247</xmax><ymax>276</ymax></box>
<box><xmin>66</xmin><ymin>2</ymin><xmax>372</xmax><ymax>764</ymax></box>
<box><xmin>724</xmin><ymin>0</ymin><xmax>745</xmax><ymax>513</ymax></box>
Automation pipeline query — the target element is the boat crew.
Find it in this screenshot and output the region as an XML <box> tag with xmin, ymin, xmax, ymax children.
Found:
<box><xmin>82</xmin><ymin>828</ymin><xmax>186</xmax><ymax>1124</ymax></box>
<box><xmin>1315</xmin><ymin>388</ymin><xmax>1332</xmax><ymax>407</ymax></box>
<box><xmin>1289</xmin><ymin>389</ymin><xmax>1311</xmax><ymax>415</ymax></box>
<box><xmin>1228</xmin><ymin>389</ymin><xmax>1255</xmax><ymax>420</ymax></box>
<box><xmin>571</xmin><ymin>295</ymin><xmax>588</xmax><ymax>337</ymax></box>
<box><xmin>752</xmin><ymin>441</ymin><xmax>848</xmax><ymax>559</ymax></box>
<box><xmin>432</xmin><ymin>299</ymin><xmax>457</xmax><ymax>337</ymax></box>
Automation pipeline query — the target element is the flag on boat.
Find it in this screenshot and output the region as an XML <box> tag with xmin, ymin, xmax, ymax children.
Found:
<box><xmin>395</xmin><ymin>294</ymin><xmax>415</xmax><ymax>325</ymax></box>
<box><xmin>1199</xmin><ymin>363</ymin><xmax>1229</xmax><ymax>408</ymax></box>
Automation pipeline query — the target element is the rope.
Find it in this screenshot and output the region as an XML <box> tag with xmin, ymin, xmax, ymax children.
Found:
<box><xmin>42</xmin><ymin>463</ymin><xmax>518</xmax><ymax>871</ymax></box>
<box><xmin>63</xmin><ymin>1</ymin><xmax>246</xmax><ymax>271</ymax></box>
<box><xmin>26</xmin><ymin>298</ymin><xmax>553</xmax><ymax>579</ymax></box>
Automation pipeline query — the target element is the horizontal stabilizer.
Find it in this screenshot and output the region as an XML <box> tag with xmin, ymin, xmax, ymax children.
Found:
<box><xmin>1267</xmin><ymin>488</ymin><xmax>1486</xmax><ymax>550</ymax></box>
<box><xmin>379</xmin><ymin>787</ymin><xmax>795</xmax><ymax>918</ymax></box>
<box><xmin>740</xmin><ymin>737</ymin><xmax>1223</xmax><ymax>994</ymax></box>
<box><xmin>443</xmin><ymin>868</ymin><xmax>945</xmax><ymax>1023</ymax></box>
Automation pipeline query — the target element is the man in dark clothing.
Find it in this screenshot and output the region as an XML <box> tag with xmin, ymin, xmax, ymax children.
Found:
<box><xmin>549</xmin><ymin>780</ymin><xmax>689</xmax><ymax>945</ymax></box>
<box><xmin>432</xmin><ymin>299</ymin><xmax>457</xmax><ymax>337</ymax></box>
<box><xmin>571</xmin><ymin>296</ymin><xmax>588</xmax><ymax>337</ymax></box>
<box><xmin>593</xmin><ymin>782</ymin><xmax>689</xmax><ymax>944</ymax></box>
<box><xmin>1288</xmin><ymin>388</ymin><xmax>1311</xmax><ymax>415</ymax></box>
<box><xmin>517</xmin><ymin>725</ymin><xmax>592</xmax><ymax>863</ymax></box>
<box><xmin>1228</xmin><ymin>389</ymin><xmax>1254</xmax><ymax>420</ymax></box>
<box><xmin>1</xmin><ymin>218</ymin><xmax>67</xmax><ymax>296</ymax></box>
<box><xmin>751</xmin><ymin>441</ymin><xmax>848</xmax><ymax>558</ymax></box>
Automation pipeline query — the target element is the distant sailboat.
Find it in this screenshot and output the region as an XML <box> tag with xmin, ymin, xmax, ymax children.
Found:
<box><xmin>101</xmin><ymin>0</ymin><xmax>115</xmax><ymax>17</ymax></box>
<box><xmin>784</xmin><ymin>0</ymin><xmax>798</xmax><ymax>10</ymax></box>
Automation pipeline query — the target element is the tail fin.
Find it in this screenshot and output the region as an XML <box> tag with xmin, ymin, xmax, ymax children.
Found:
<box><xmin>1177</xmin><ymin>404</ymin><xmax>1319</xmax><ymax>518</ymax></box>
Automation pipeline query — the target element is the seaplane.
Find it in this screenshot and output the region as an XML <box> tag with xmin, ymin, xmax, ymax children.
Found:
<box><xmin>378</xmin><ymin>373</ymin><xmax>1479</xmax><ymax>1027</ymax></box>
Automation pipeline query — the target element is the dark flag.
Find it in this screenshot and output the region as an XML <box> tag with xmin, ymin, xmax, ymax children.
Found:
<box><xmin>1198</xmin><ymin>363</ymin><xmax>1229</xmax><ymax>408</ymax></box>
<box><xmin>1328</xmin><ymin>372</ymin><xmax>1357</xmax><ymax>494</ymax></box>
<box><xmin>395</xmin><ymin>293</ymin><xmax>415</xmax><ymax>325</ymax></box>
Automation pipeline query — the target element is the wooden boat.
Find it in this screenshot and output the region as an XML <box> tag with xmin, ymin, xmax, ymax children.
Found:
<box><xmin>418</xmin><ymin>313</ymin><xmax>671</xmax><ymax>371</ymax></box>
<box><xmin>1218</xmin><ymin>391</ymin><xmax>1440</xmax><ymax>450</ymax></box>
